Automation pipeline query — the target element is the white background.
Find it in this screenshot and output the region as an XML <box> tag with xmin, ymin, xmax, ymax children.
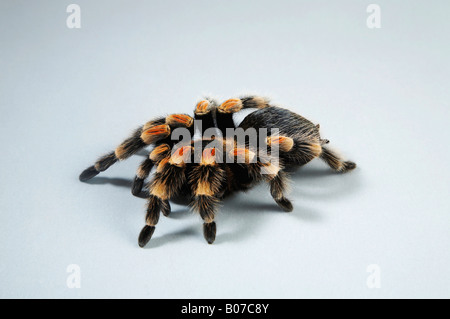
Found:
<box><xmin>0</xmin><ymin>0</ymin><xmax>449</xmax><ymax>298</ymax></box>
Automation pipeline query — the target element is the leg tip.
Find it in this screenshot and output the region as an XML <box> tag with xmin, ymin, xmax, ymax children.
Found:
<box><xmin>277</xmin><ymin>197</ymin><xmax>293</xmax><ymax>212</ymax></box>
<box><xmin>132</xmin><ymin>177</ymin><xmax>144</xmax><ymax>196</ymax></box>
<box><xmin>203</xmin><ymin>222</ymin><xmax>216</xmax><ymax>244</ymax></box>
<box><xmin>343</xmin><ymin>161</ymin><xmax>357</xmax><ymax>172</ymax></box>
<box><xmin>138</xmin><ymin>225</ymin><xmax>155</xmax><ymax>248</ymax></box>
<box><xmin>161</xmin><ymin>200</ymin><xmax>171</xmax><ymax>217</ymax></box>
<box><xmin>79</xmin><ymin>166</ymin><xmax>99</xmax><ymax>182</ymax></box>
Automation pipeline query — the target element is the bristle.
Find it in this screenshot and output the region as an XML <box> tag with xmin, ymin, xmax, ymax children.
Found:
<box><xmin>195</xmin><ymin>181</ymin><xmax>215</xmax><ymax>196</ymax></box>
<box><xmin>193</xmin><ymin>195</ymin><xmax>218</xmax><ymax>223</ymax></box>
<box><xmin>189</xmin><ymin>165</ymin><xmax>225</xmax><ymax>197</ymax></box>
<box><xmin>150</xmin><ymin>144</ymin><xmax>171</xmax><ymax>161</ymax></box>
<box><xmin>161</xmin><ymin>199</ymin><xmax>171</xmax><ymax>217</ymax></box>
<box><xmin>319</xmin><ymin>146</ymin><xmax>356</xmax><ymax>172</ymax></box>
<box><xmin>150</xmin><ymin>179</ymin><xmax>169</xmax><ymax>200</ymax></box>
<box><xmin>114</xmin><ymin>128</ymin><xmax>147</xmax><ymax>160</ymax></box>
<box><xmin>269</xmin><ymin>173</ymin><xmax>286</xmax><ymax>200</ymax></box>
<box><xmin>295</xmin><ymin>142</ymin><xmax>323</xmax><ymax>162</ymax></box>
<box><xmin>142</xmin><ymin>118</ymin><xmax>166</xmax><ymax>131</ymax></box>
<box><xmin>156</xmin><ymin>157</ymin><xmax>170</xmax><ymax>173</ymax></box>
<box><xmin>94</xmin><ymin>152</ymin><xmax>118</xmax><ymax>171</ymax></box>
<box><xmin>145</xmin><ymin>195</ymin><xmax>161</xmax><ymax>226</ymax></box>
<box><xmin>309</xmin><ymin>143</ymin><xmax>322</xmax><ymax>157</ymax></box>
<box><xmin>320</xmin><ymin>146</ymin><xmax>343</xmax><ymax>171</ymax></box>
<box><xmin>241</xmin><ymin>96</ymin><xmax>270</xmax><ymax>109</ymax></box>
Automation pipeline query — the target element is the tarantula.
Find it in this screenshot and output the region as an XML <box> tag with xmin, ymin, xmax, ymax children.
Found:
<box><xmin>79</xmin><ymin>96</ymin><xmax>356</xmax><ymax>247</ymax></box>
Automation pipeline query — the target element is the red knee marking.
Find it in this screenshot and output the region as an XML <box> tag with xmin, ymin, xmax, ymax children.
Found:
<box><xmin>201</xmin><ymin>148</ymin><xmax>216</xmax><ymax>166</ymax></box>
<box><xmin>170</xmin><ymin>146</ymin><xmax>193</xmax><ymax>166</ymax></box>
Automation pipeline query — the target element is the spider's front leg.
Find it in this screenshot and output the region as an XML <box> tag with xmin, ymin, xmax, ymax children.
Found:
<box><xmin>192</xmin><ymin>195</ymin><xmax>219</xmax><ymax>244</ymax></box>
<box><xmin>189</xmin><ymin>149</ymin><xmax>225</xmax><ymax>244</ymax></box>
<box><xmin>79</xmin><ymin>113</ymin><xmax>194</xmax><ymax>182</ymax></box>
<box><xmin>138</xmin><ymin>146</ymin><xmax>191</xmax><ymax>248</ymax></box>
<box><xmin>131</xmin><ymin>143</ymin><xmax>172</xmax><ymax>196</ymax></box>
<box><xmin>79</xmin><ymin>117</ymin><xmax>168</xmax><ymax>181</ymax></box>
<box><xmin>138</xmin><ymin>195</ymin><xmax>161</xmax><ymax>247</ymax></box>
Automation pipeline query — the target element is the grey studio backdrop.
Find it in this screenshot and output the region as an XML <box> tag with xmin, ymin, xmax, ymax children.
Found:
<box><xmin>0</xmin><ymin>1</ymin><xmax>449</xmax><ymax>298</ymax></box>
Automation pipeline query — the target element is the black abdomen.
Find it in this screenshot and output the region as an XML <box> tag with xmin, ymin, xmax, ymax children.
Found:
<box><xmin>238</xmin><ymin>106</ymin><xmax>321</xmax><ymax>167</ymax></box>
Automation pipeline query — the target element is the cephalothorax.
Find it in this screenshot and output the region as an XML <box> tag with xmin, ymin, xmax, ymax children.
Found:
<box><xmin>80</xmin><ymin>96</ymin><xmax>356</xmax><ymax>247</ymax></box>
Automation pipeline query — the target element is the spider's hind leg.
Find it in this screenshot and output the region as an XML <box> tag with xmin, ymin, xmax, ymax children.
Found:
<box><xmin>265</xmin><ymin>135</ymin><xmax>322</xmax><ymax>168</ymax></box>
<box><xmin>320</xmin><ymin>145</ymin><xmax>356</xmax><ymax>173</ymax></box>
<box><xmin>262</xmin><ymin>164</ymin><xmax>293</xmax><ymax>212</ymax></box>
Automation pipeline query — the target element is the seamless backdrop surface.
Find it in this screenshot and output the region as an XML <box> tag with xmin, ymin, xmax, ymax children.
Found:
<box><xmin>0</xmin><ymin>0</ymin><xmax>449</xmax><ymax>298</ymax></box>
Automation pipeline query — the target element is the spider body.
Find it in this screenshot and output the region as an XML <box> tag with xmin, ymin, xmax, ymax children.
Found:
<box><xmin>80</xmin><ymin>96</ymin><xmax>356</xmax><ymax>247</ymax></box>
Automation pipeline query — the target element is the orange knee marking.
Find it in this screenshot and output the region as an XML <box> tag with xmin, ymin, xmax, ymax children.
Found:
<box><xmin>230</xmin><ymin>148</ymin><xmax>256</xmax><ymax>163</ymax></box>
<box><xmin>143</xmin><ymin>125</ymin><xmax>170</xmax><ymax>136</ymax></box>
<box><xmin>195</xmin><ymin>181</ymin><xmax>215</xmax><ymax>196</ymax></box>
<box><xmin>150</xmin><ymin>144</ymin><xmax>171</xmax><ymax>161</ymax></box>
<box><xmin>166</xmin><ymin>114</ymin><xmax>193</xmax><ymax>127</ymax></box>
<box><xmin>218</xmin><ymin>98</ymin><xmax>243</xmax><ymax>113</ymax></box>
<box><xmin>266</xmin><ymin>136</ymin><xmax>294</xmax><ymax>152</ymax></box>
<box><xmin>141</xmin><ymin>125</ymin><xmax>171</xmax><ymax>144</ymax></box>
<box><xmin>156</xmin><ymin>157</ymin><xmax>170</xmax><ymax>173</ymax></box>
<box><xmin>309</xmin><ymin>143</ymin><xmax>322</xmax><ymax>157</ymax></box>
<box><xmin>195</xmin><ymin>100</ymin><xmax>210</xmax><ymax>114</ymax></box>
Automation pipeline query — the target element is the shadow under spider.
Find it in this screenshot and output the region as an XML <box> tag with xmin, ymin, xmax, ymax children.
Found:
<box><xmin>79</xmin><ymin>159</ymin><xmax>361</xmax><ymax>245</ymax></box>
